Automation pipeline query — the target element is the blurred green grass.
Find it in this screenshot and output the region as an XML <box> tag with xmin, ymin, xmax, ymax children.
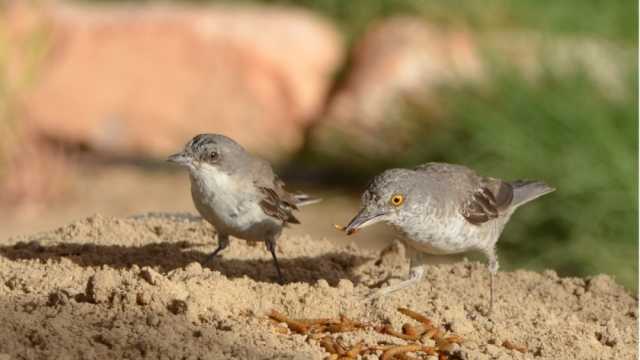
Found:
<box><xmin>83</xmin><ymin>0</ymin><xmax>637</xmax><ymax>43</ymax></box>
<box><xmin>259</xmin><ymin>0</ymin><xmax>636</xmax><ymax>44</ymax></box>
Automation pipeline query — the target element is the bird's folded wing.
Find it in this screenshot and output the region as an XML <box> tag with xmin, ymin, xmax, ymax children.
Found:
<box><xmin>250</xmin><ymin>157</ymin><xmax>306</xmax><ymax>224</ymax></box>
<box><xmin>256</xmin><ymin>185</ymin><xmax>300</xmax><ymax>225</ymax></box>
<box><xmin>460</xmin><ymin>178</ymin><xmax>514</xmax><ymax>225</ymax></box>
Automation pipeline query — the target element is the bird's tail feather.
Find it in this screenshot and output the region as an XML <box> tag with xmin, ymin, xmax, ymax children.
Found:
<box><xmin>294</xmin><ymin>193</ymin><xmax>322</xmax><ymax>207</ymax></box>
<box><xmin>509</xmin><ymin>180</ymin><xmax>555</xmax><ymax>208</ymax></box>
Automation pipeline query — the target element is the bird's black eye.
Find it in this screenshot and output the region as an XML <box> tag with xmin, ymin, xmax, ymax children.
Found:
<box><xmin>208</xmin><ymin>151</ymin><xmax>219</xmax><ymax>162</ymax></box>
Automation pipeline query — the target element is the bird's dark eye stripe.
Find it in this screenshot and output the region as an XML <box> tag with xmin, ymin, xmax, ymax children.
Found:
<box><xmin>191</xmin><ymin>135</ymin><xmax>205</xmax><ymax>149</ymax></box>
<box><xmin>190</xmin><ymin>135</ymin><xmax>215</xmax><ymax>153</ymax></box>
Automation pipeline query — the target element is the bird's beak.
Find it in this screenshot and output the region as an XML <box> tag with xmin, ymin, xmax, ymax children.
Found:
<box><xmin>167</xmin><ymin>152</ymin><xmax>192</xmax><ymax>166</ymax></box>
<box><xmin>344</xmin><ymin>207</ymin><xmax>385</xmax><ymax>235</ymax></box>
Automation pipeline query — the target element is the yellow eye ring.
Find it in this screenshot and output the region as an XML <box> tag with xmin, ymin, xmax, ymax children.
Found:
<box><xmin>390</xmin><ymin>194</ymin><xmax>404</xmax><ymax>206</ymax></box>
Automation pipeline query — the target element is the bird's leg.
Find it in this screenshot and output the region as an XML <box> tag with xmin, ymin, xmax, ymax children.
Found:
<box><xmin>368</xmin><ymin>265</ymin><xmax>424</xmax><ymax>299</ymax></box>
<box><xmin>485</xmin><ymin>248</ymin><xmax>499</xmax><ymax>315</ymax></box>
<box><xmin>265</xmin><ymin>238</ymin><xmax>284</xmax><ymax>284</ymax></box>
<box><xmin>203</xmin><ymin>233</ymin><xmax>229</xmax><ymax>264</ymax></box>
<box><xmin>368</xmin><ymin>250</ymin><xmax>426</xmax><ymax>299</ymax></box>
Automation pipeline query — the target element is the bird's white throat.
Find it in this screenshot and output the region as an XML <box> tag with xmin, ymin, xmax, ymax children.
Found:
<box><xmin>195</xmin><ymin>163</ymin><xmax>236</xmax><ymax>191</ymax></box>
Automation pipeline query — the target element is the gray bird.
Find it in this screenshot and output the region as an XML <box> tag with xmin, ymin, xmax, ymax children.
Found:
<box><xmin>167</xmin><ymin>134</ymin><xmax>319</xmax><ymax>282</ymax></box>
<box><xmin>343</xmin><ymin>162</ymin><xmax>554</xmax><ymax>312</ymax></box>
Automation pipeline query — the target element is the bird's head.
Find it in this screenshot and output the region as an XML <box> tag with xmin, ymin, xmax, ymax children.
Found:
<box><xmin>344</xmin><ymin>169</ymin><xmax>423</xmax><ymax>235</ymax></box>
<box><xmin>167</xmin><ymin>133</ymin><xmax>246</xmax><ymax>176</ymax></box>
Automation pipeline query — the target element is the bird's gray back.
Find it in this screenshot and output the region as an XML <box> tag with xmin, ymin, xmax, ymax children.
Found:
<box><xmin>413</xmin><ymin>163</ymin><xmax>514</xmax><ymax>221</ymax></box>
<box><xmin>411</xmin><ymin>163</ymin><xmax>479</xmax><ymax>216</ymax></box>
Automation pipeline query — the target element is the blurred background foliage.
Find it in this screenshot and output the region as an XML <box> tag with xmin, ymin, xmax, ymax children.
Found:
<box><xmin>2</xmin><ymin>0</ymin><xmax>638</xmax><ymax>290</ymax></box>
<box><xmin>86</xmin><ymin>0</ymin><xmax>636</xmax><ymax>42</ymax></box>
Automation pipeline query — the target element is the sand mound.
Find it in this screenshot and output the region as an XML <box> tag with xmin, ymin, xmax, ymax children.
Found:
<box><xmin>0</xmin><ymin>213</ymin><xmax>636</xmax><ymax>359</ymax></box>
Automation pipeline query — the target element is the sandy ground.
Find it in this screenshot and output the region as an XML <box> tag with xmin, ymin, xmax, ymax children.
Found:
<box><xmin>0</xmin><ymin>213</ymin><xmax>636</xmax><ymax>359</ymax></box>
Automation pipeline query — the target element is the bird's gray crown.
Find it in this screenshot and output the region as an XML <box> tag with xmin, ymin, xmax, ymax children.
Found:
<box><xmin>363</xmin><ymin>168</ymin><xmax>416</xmax><ymax>203</ymax></box>
<box><xmin>186</xmin><ymin>134</ymin><xmax>243</xmax><ymax>154</ymax></box>
<box><xmin>183</xmin><ymin>133</ymin><xmax>248</xmax><ymax>166</ymax></box>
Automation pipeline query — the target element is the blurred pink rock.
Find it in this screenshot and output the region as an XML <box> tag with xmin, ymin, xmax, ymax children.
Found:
<box><xmin>331</xmin><ymin>17</ymin><xmax>483</xmax><ymax>121</ymax></box>
<box><xmin>9</xmin><ymin>2</ymin><xmax>343</xmax><ymax>161</ymax></box>
<box><xmin>313</xmin><ymin>17</ymin><xmax>483</xmax><ymax>155</ymax></box>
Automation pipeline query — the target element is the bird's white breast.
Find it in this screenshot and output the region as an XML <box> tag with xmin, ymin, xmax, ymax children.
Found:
<box><xmin>189</xmin><ymin>164</ymin><xmax>278</xmax><ymax>240</ymax></box>
<box><xmin>396</xmin><ymin>201</ymin><xmax>497</xmax><ymax>255</ymax></box>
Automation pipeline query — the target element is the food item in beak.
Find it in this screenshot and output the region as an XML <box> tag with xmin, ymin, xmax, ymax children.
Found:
<box><xmin>334</xmin><ymin>224</ymin><xmax>357</xmax><ymax>235</ymax></box>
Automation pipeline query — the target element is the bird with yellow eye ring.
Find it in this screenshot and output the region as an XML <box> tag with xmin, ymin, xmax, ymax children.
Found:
<box><xmin>390</xmin><ymin>194</ymin><xmax>404</xmax><ymax>206</ymax></box>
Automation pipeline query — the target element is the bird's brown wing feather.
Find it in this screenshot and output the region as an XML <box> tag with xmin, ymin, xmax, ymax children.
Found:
<box><xmin>460</xmin><ymin>178</ymin><xmax>513</xmax><ymax>225</ymax></box>
<box><xmin>257</xmin><ymin>185</ymin><xmax>300</xmax><ymax>224</ymax></box>
<box><xmin>252</xmin><ymin>159</ymin><xmax>299</xmax><ymax>224</ymax></box>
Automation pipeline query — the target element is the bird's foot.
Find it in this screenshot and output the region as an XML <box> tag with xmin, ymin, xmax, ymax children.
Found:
<box><xmin>203</xmin><ymin>236</ymin><xmax>229</xmax><ymax>266</ymax></box>
<box><xmin>367</xmin><ymin>266</ymin><xmax>425</xmax><ymax>301</ymax></box>
<box><xmin>366</xmin><ymin>286</ymin><xmax>396</xmax><ymax>300</ymax></box>
<box><xmin>366</xmin><ymin>281</ymin><xmax>418</xmax><ymax>301</ymax></box>
<box><xmin>201</xmin><ymin>254</ymin><xmax>217</xmax><ymax>266</ymax></box>
<box><xmin>202</xmin><ymin>248</ymin><xmax>224</xmax><ymax>265</ymax></box>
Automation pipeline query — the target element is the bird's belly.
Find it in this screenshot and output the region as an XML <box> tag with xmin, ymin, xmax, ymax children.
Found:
<box><xmin>396</xmin><ymin>218</ymin><xmax>487</xmax><ymax>255</ymax></box>
<box><xmin>400</xmin><ymin>233</ymin><xmax>475</xmax><ymax>255</ymax></box>
<box><xmin>191</xmin><ymin>179</ymin><xmax>280</xmax><ymax>241</ymax></box>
